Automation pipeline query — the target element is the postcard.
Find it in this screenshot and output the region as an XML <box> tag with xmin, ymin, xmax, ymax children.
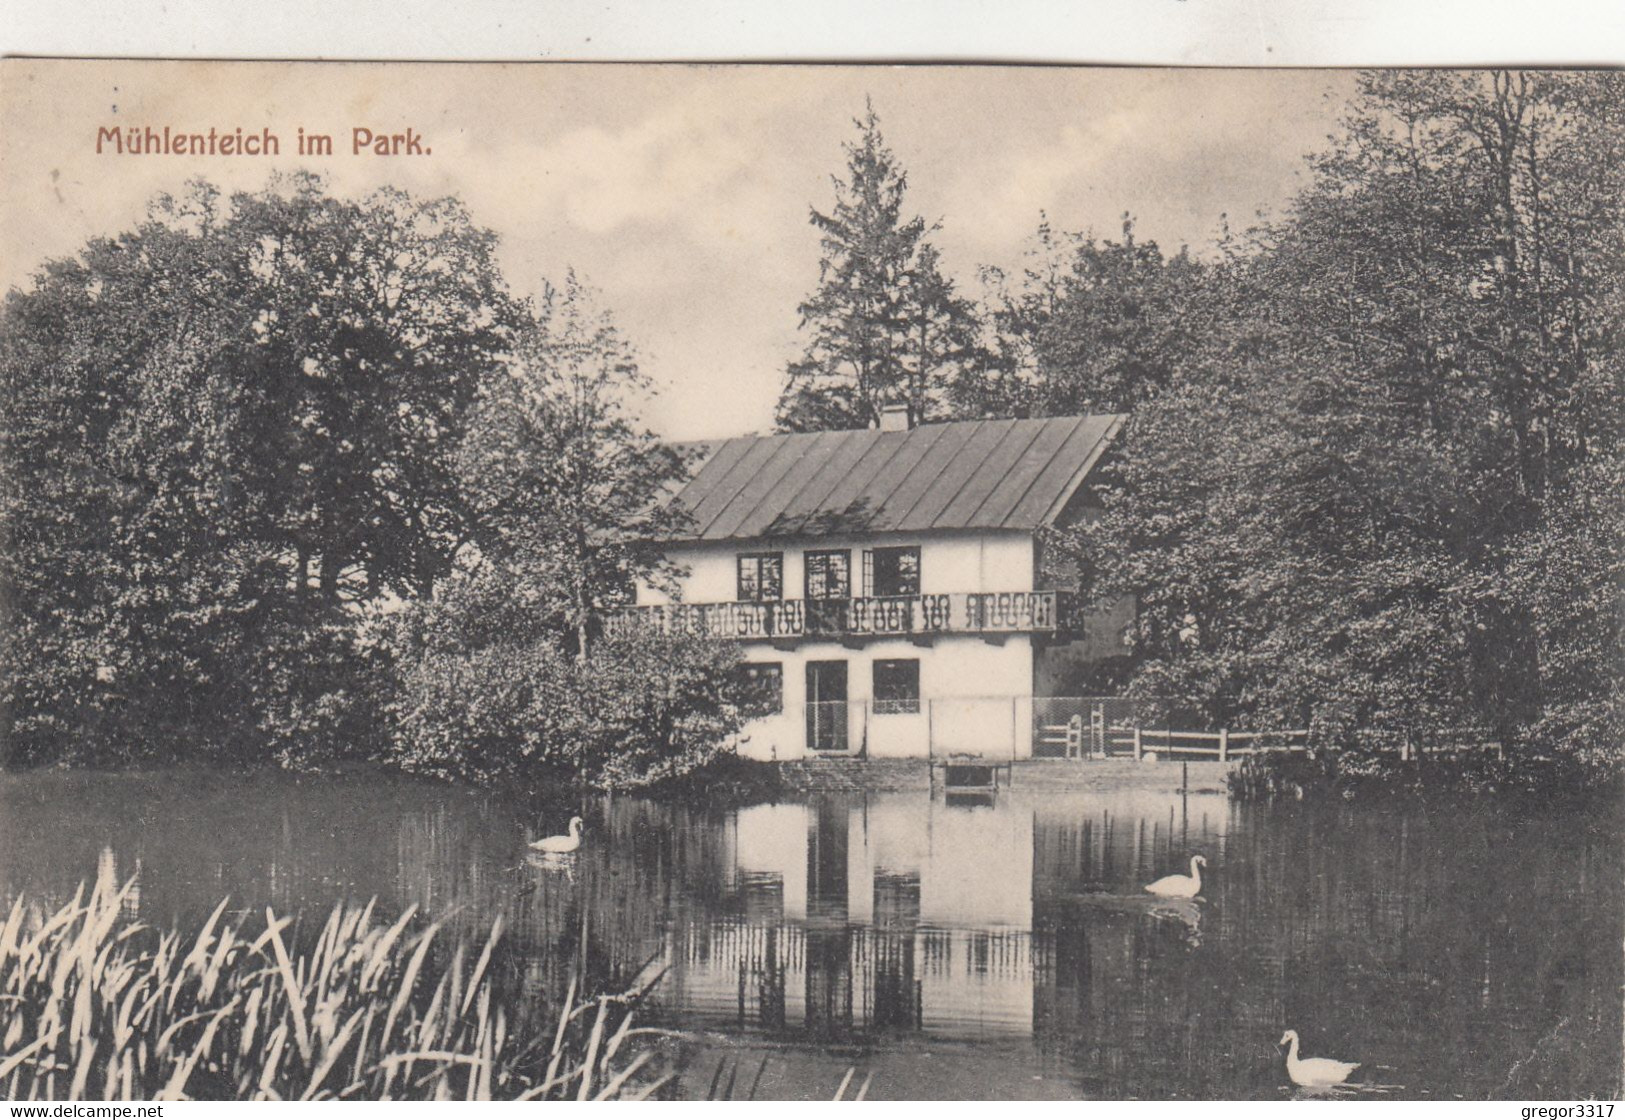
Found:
<box><xmin>1</xmin><ymin>59</ymin><xmax>1620</xmax><ymax>1103</ymax></box>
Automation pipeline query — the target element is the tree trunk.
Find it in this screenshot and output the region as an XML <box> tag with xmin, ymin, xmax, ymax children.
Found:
<box><xmin>575</xmin><ymin>526</ymin><xmax>592</xmax><ymax>664</ymax></box>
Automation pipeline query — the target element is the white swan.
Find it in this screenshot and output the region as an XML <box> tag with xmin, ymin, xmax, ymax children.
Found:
<box><xmin>1279</xmin><ymin>1030</ymin><xmax>1360</xmax><ymax>1088</ymax></box>
<box><xmin>1145</xmin><ymin>855</ymin><xmax>1206</xmax><ymax>898</ymax></box>
<box><xmin>530</xmin><ymin>816</ymin><xmax>584</xmax><ymax>854</ymax></box>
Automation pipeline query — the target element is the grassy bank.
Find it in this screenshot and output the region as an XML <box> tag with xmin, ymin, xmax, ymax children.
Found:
<box><xmin>0</xmin><ymin>875</ymin><xmax>673</xmax><ymax>1101</ymax></box>
<box><xmin>1227</xmin><ymin>748</ymin><xmax>1622</xmax><ymax>809</ymax></box>
<box><xmin>644</xmin><ymin>752</ymin><xmax>789</xmax><ymax>803</ymax></box>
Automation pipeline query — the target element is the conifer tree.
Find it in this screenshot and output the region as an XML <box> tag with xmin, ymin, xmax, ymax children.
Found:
<box><xmin>777</xmin><ymin>103</ymin><xmax>982</xmax><ymax>431</ymax></box>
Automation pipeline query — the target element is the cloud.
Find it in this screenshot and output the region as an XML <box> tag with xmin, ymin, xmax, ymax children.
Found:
<box><xmin>2</xmin><ymin>63</ymin><xmax>1352</xmax><ymax>440</ymax></box>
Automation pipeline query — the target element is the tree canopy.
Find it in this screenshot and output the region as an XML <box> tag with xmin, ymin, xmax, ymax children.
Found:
<box><xmin>2</xmin><ymin>72</ymin><xmax>1617</xmax><ymax>782</ymax></box>
<box><xmin>1036</xmin><ymin>71</ymin><xmax>1623</xmax><ymax>765</ymax></box>
<box><xmin>386</xmin><ymin>278</ymin><xmax>752</xmax><ymax>787</ymax></box>
<box><xmin>1</xmin><ymin>174</ymin><xmax>515</xmax><ymax>766</ymax></box>
<box><xmin>962</xmin><ymin>216</ymin><xmax>1218</xmax><ymax>419</ymax></box>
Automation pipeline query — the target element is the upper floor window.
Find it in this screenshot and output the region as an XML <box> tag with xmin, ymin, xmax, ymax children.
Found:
<box><xmin>865</xmin><ymin>546</ymin><xmax>920</xmax><ymax>597</ymax></box>
<box><xmin>804</xmin><ymin>549</ymin><xmax>851</xmax><ymax>600</ymax></box>
<box><xmin>736</xmin><ymin>552</ymin><xmax>783</xmax><ymax>602</ymax></box>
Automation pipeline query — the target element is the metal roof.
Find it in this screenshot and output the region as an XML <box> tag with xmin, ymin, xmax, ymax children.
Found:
<box><xmin>663</xmin><ymin>414</ymin><xmax>1124</xmax><ymax>541</ymax></box>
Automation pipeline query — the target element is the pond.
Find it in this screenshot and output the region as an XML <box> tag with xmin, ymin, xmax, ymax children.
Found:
<box><xmin>0</xmin><ymin>768</ymin><xmax>1618</xmax><ymax>1100</ymax></box>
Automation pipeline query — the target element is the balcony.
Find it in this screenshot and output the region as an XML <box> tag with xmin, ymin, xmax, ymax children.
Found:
<box><xmin>601</xmin><ymin>590</ymin><xmax>1078</xmax><ymax>642</ymax></box>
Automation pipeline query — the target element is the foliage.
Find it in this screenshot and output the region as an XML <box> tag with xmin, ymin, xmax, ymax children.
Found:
<box><xmin>0</xmin><ymin>174</ymin><xmax>514</xmax><ymax>768</ymax></box>
<box><xmin>0</xmin><ymin>178</ymin><xmax>752</xmax><ymax>788</ymax></box>
<box><xmin>0</xmin><ymin>874</ymin><xmax>674</xmax><ymax>1101</ymax></box>
<box><xmin>1503</xmin><ymin>453</ymin><xmax>1624</xmax><ymax>767</ymax></box>
<box><xmin>389</xmin><ymin>607</ymin><xmax>752</xmax><ymax>790</ymax></box>
<box><xmin>777</xmin><ymin>103</ymin><xmax>983</xmax><ymax>431</ymax></box>
<box><xmin>453</xmin><ymin>274</ymin><xmax>691</xmax><ymax>659</ymax></box>
<box><xmin>961</xmin><ymin>215</ymin><xmax>1218</xmax><ymax>418</ymax></box>
<box><xmin>1029</xmin><ymin>71</ymin><xmax>1623</xmax><ymax>770</ymax></box>
<box><xmin>4</xmin><ymin>75</ymin><xmax>1618</xmax><ymax>787</ymax></box>
<box><xmin>386</xmin><ymin>280</ymin><xmax>751</xmax><ymax>790</ymax></box>
<box><xmin>643</xmin><ymin>751</ymin><xmax>789</xmax><ymax>805</ymax></box>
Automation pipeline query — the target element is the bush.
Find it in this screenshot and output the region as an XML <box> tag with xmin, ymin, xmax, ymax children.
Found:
<box><xmin>644</xmin><ymin>750</ymin><xmax>788</xmax><ymax>805</ymax></box>
<box><xmin>388</xmin><ymin>587</ymin><xmax>753</xmax><ymax>791</ymax></box>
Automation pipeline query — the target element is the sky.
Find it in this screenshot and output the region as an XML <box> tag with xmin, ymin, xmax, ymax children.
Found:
<box><xmin>1</xmin><ymin>61</ymin><xmax>1356</xmax><ymax>439</ymax></box>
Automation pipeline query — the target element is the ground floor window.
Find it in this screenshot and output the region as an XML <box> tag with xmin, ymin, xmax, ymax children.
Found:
<box><xmin>739</xmin><ymin>662</ymin><xmax>783</xmax><ymax>715</ymax></box>
<box><xmin>872</xmin><ymin>658</ymin><xmax>921</xmax><ymax>714</ymax></box>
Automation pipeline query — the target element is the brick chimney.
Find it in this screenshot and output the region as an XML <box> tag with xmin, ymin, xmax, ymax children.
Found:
<box><xmin>878</xmin><ymin>402</ymin><xmax>913</xmax><ymax>431</ymax></box>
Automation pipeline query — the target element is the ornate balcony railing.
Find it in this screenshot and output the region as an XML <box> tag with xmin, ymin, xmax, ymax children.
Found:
<box><xmin>601</xmin><ymin>590</ymin><xmax>1078</xmax><ymax>641</ymax></box>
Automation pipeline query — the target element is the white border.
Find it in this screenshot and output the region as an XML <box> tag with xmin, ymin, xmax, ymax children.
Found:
<box><xmin>4</xmin><ymin>0</ymin><xmax>1624</xmax><ymax>67</ymax></box>
<box><xmin>2</xmin><ymin>2</ymin><xmax>1621</xmax><ymax>1115</ymax></box>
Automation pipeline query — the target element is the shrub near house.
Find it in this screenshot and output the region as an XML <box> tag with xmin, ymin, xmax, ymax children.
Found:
<box><xmin>390</xmin><ymin>612</ymin><xmax>751</xmax><ymax>790</ymax></box>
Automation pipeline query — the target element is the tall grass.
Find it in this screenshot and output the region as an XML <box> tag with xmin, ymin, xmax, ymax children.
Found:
<box><xmin>0</xmin><ymin>872</ymin><xmax>673</xmax><ymax>1100</ymax></box>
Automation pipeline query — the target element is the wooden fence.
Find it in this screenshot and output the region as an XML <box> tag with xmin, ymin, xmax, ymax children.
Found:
<box><xmin>1131</xmin><ymin>727</ymin><xmax>1505</xmax><ymax>762</ymax></box>
<box><xmin>1131</xmin><ymin>728</ymin><xmax>1311</xmax><ymax>762</ymax></box>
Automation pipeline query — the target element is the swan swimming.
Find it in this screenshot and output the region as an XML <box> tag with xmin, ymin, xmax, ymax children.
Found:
<box><xmin>531</xmin><ymin>816</ymin><xmax>584</xmax><ymax>854</ymax></box>
<box><xmin>1279</xmin><ymin>1030</ymin><xmax>1360</xmax><ymax>1088</ymax></box>
<box><xmin>1144</xmin><ymin>855</ymin><xmax>1206</xmax><ymax>899</ymax></box>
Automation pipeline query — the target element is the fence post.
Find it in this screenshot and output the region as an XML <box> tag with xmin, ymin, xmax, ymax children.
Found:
<box><xmin>1133</xmin><ymin>727</ymin><xmax>1143</xmax><ymax>762</ymax></box>
<box><xmin>1219</xmin><ymin>727</ymin><xmax>1229</xmax><ymax>763</ymax></box>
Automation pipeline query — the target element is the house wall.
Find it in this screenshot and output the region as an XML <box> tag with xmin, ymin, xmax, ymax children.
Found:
<box><xmin>729</xmin><ymin>634</ymin><xmax>1037</xmax><ymax>762</ymax></box>
<box><xmin>1035</xmin><ymin>489</ymin><xmax>1137</xmax><ymax>695</ymax></box>
<box><xmin>634</xmin><ymin>530</ymin><xmax>1108</xmax><ymax>761</ymax></box>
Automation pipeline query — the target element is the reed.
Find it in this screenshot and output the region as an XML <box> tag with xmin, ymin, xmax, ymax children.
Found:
<box><xmin>0</xmin><ymin>871</ymin><xmax>673</xmax><ymax>1101</ymax></box>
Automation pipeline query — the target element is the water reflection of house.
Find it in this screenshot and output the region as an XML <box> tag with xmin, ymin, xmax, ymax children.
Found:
<box><xmin>658</xmin><ymin>789</ymin><xmax>1246</xmax><ymax>1064</ymax></box>
<box><xmin>666</xmin><ymin>795</ymin><xmax>1038</xmax><ymax>1041</ymax></box>
<box><xmin>651</xmin><ymin>790</ymin><xmax>1621</xmax><ymax>1099</ymax></box>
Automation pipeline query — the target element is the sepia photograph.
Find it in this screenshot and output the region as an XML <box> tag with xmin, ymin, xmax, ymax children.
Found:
<box><xmin>0</xmin><ymin>59</ymin><xmax>1620</xmax><ymax>1102</ymax></box>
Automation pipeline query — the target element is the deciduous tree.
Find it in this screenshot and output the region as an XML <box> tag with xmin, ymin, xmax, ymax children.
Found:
<box><xmin>1049</xmin><ymin>70</ymin><xmax>1622</xmax><ymax>766</ymax></box>
<box><xmin>0</xmin><ymin>174</ymin><xmax>513</xmax><ymax>765</ymax></box>
<box><xmin>963</xmin><ymin>216</ymin><xmax>1216</xmax><ymax>418</ymax></box>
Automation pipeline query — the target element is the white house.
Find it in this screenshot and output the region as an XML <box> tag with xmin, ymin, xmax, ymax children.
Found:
<box><xmin>604</xmin><ymin>409</ymin><xmax>1133</xmax><ymax>762</ymax></box>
